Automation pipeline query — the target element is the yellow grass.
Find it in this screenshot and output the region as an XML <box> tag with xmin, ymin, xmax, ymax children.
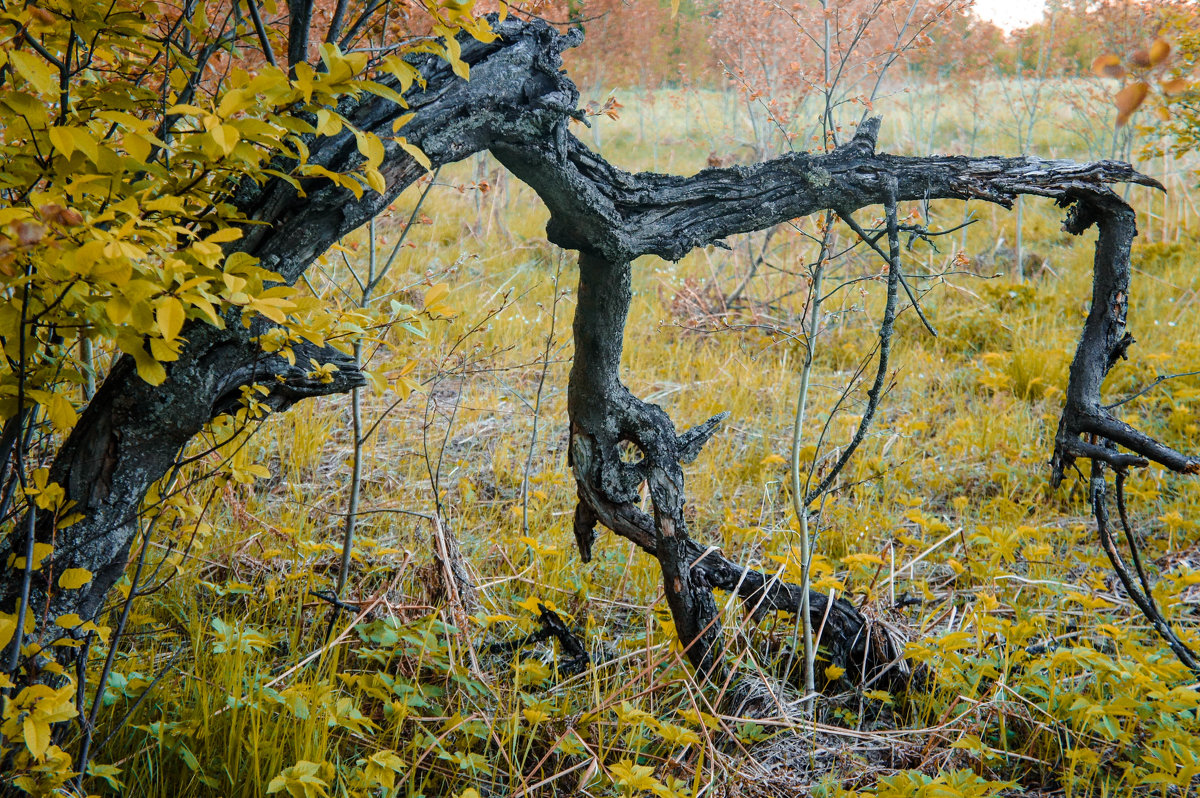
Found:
<box><xmin>93</xmin><ymin>82</ymin><xmax>1200</xmax><ymax>797</ymax></box>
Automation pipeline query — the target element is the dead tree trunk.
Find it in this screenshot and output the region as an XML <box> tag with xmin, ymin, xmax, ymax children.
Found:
<box><xmin>487</xmin><ymin>107</ymin><xmax>1191</xmax><ymax>681</ymax></box>
<box><xmin>0</xmin><ymin>20</ymin><xmax>585</xmax><ymax>679</ymax></box>
<box><xmin>3</xmin><ymin>18</ymin><xmax>1195</xmax><ymax>697</ymax></box>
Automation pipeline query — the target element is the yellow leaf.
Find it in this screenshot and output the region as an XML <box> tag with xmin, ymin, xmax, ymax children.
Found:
<box><xmin>23</xmin><ymin>716</ymin><xmax>50</xmax><ymax>759</ymax></box>
<box><xmin>395</xmin><ymin>376</ymin><xmax>417</xmax><ymax>400</ymax></box>
<box><xmin>365</xmin><ymin>368</ymin><xmax>387</xmax><ymax>393</ymax></box>
<box><xmin>135</xmin><ymin>351</ymin><xmax>167</xmax><ymax>385</ymax></box>
<box><xmin>248</xmin><ymin>296</ymin><xmax>294</xmax><ymax>324</ymax></box>
<box><xmin>354</xmin><ymin>130</ymin><xmax>384</xmax><ymax>166</ymax></box>
<box><xmin>842</xmin><ymin>552</ymin><xmax>886</xmax><ymax>567</ymax></box>
<box><xmin>69</xmin><ymin>128</ymin><xmax>100</xmax><ymax>163</ymax></box>
<box><xmin>9</xmin><ymin>50</ymin><xmax>58</xmax><ymax>94</ymax></box>
<box><xmin>360</xmin><ymin>80</ymin><xmax>406</xmax><ymax>106</ymax></box>
<box><xmin>165</xmin><ymin>103</ymin><xmax>206</xmax><ymax>116</ymax></box>
<box><xmin>293</xmin><ymin>62</ymin><xmax>317</xmax><ymax>102</ymax></box>
<box><xmin>145</xmin><ymin>195</ymin><xmax>185</xmax><ymax>213</ymax></box>
<box><xmin>149</xmin><ymin>337</ymin><xmax>179</xmax><ymax>362</ymax></box>
<box><xmin>382</xmin><ymin>58</ymin><xmax>419</xmax><ymax>93</ymax></box>
<box><xmin>364</xmin><ymin>168</ymin><xmax>386</xmax><ymax>194</ymax></box>
<box><xmin>440</xmin><ymin>35</ymin><xmax>469</xmax><ymax>80</ymax></box>
<box><xmin>205</xmin><ymin>117</ymin><xmax>240</xmax><ymax>156</ymax></box>
<box><xmin>92</xmin><ymin>256</ymin><xmax>133</xmax><ymax>284</ymax></box>
<box><xmin>26</xmin><ymin>683</ymin><xmax>79</xmax><ymax>723</ymax></box>
<box><xmin>516</xmin><ymin>595</ymin><xmax>559</xmax><ymax>615</ymax></box>
<box><xmin>205</xmin><ymin>227</ymin><xmax>243</xmax><ymax>244</ymax></box>
<box><xmin>106</xmin><ymin>295</ymin><xmax>132</xmax><ymax>324</ymax></box>
<box><xmin>1090</xmin><ymin>54</ymin><xmax>1124</xmax><ymax>80</ymax></box>
<box><xmin>824</xmin><ymin>664</ymin><xmax>846</xmax><ymax>681</ymax></box>
<box><xmin>43</xmin><ymin>391</ymin><xmax>77</xmax><ymax>432</ymax></box>
<box><xmin>217</xmin><ymin>88</ymin><xmax>248</xmax><ymax>117</ymax></box>
<box><xmin>79</xmin><ymin>621</ymin><xmax>111</xmax><ymax>644</ymax></box>
<box><xmin>54</xmin><ymin>613</ymin><xmax>83</xmax><ymax>629</ymax></box>
<box><xmin>1115</xmin><ymin>81</ymin><xmax>1149</xmax><ymax>126</ymax></box>
<box><xmin>394</xmin><ymin>136</ymin><xmax>431</xmax><ymax>169</ymax></box>
<box><xmin>422</xmin><ymin>283</ymin><xmax>449</xmax><ymax>311</ymax></box>
<box><xmin>0</xmin><ymin>617</ymin><xmax>15</xmax><ymax>650</ymax></box>
<box><xmin>157</xmin><ymin>297</ymin><xmax>185</xmax><ymax>341</ymax></box>
<box><xmin>315</xmin><ymin>109</ymin><xmax>342</xmax><ymax>136</ymax></box>
<box><xmin>48</xmin><ymin>127</ymin><xmax>75</xmax><ymax>157</ymax></box>
<box><xmin>218</xmin><ymin>124</ymin><xmax>240</xmax><ymax>155</ymax></box>
<box><xmin>123</xmin><ymin>131</ymin><xmax>151</xmax><ymax>162</ymax></box>
<box><xmin>1148</xmin><ymin>38</ymin><xmax>1171</xmax><ymax>66</ymax></box>
<box><xmin>58</xmin><ymin>568</ymin><xmax>93</xmax><ymax>589</ymax></box>
<box><xmin>8</xmin><ymin>542</ymin><xmax>54</xmax><ymax>571</ymax></box>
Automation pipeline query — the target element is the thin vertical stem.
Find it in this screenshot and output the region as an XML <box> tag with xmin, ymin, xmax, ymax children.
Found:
<box><xmin>338</xmin><ymin>345</ymin><xmax>363</xmax><ymax>595</ymax></box>
<box><xmin>790</xmin><ymin>212</ymin><xmax>833</xmax><ymax>704</ymax></box>
<box><xmin>821</xmin><ymin>0</ymin><xmax>834</xmax><ymax>146</ymax></box>
<box><xmin>1015</xmin><ymin>195</ymin><xmax>1024</xmax><ymax>280</ymax></box>
<box><xmin>1014</xmin><ymin>11</ymin><xmax>1056</xmax><ymax>280</ymax></box>
<box><xmin>76</xmin><ymin>509</ymin><xmax>159</xmax><ymax>791</ymax></box>
<box><xmin>521</xmin><ymin>255</ymin><xmax>564</xmax><ymax>536</ymax></box>
<box><xmin>81</xmin><ymin>337</ymin><xmax>96</xmax><ymax>400</ymax></box>
<box><xmin>337</xmin><ymin>217</ymin><xmax>376</xmax><ymax>595</ymax></box>
<box><xmin>2</xmin><ymin>274</ymin><xmax>35</xmax><ymax>686</ymax></box>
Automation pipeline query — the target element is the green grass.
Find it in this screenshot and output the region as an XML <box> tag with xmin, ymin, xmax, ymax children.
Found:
<box><xmin>85</xmin><ymin>82</ymin><xmax>1200</xmax><ymax>797</ymax></box>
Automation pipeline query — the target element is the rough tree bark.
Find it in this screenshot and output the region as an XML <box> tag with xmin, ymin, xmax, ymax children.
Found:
<box><xmin>3</xmin><ymin>19</ymin><xmax>1195</xmax><ymax>695</ymax></box>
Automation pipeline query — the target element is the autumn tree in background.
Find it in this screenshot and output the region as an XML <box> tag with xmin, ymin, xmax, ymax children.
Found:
<box><xmin>562</xmin><ymin>0</ymin><xmax>719</xmax><ymax>89</ymax></box>
<box><xmin>1092</xmin><ymin>2</ymin><xmax>1200</xmax><ymax>167</ymax></box>
<box><xmin>708</xmin><ymin>0</ymin><xmax>971</xmax><ymax>154</ymax></box>
<box><xmin>1154</xmin><ymin>7</ymin><xmax>1200</xmax><ymax>166</ymax></box>
<box><xmin>900</xmin><ymin>9</ymin><xmax>1008</xmax><ymax>82</ymax></box>
<box><xmin>1074</xmin><ymin>0</ymin><xmax>1197</xmax><ymax>181</ymax></box>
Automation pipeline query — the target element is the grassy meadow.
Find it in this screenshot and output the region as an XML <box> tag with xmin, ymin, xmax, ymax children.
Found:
<box><xmin>90</xmin><ymin>80</ymin><xmax>1200</xmax><ymax>797</ymax></box>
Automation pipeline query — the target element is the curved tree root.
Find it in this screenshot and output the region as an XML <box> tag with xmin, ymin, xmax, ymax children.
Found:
<box><xmin>1051</xmin><ymin>191</ymin><xmax>1200</xmax><ymax>674</ymax></box>
<box><xmin>1092</xmin><ymin>465</ymin><xmax>1200</xmax><ymax>673</ymax></box>
<box><xmin>564</xmin><ymin>248</ymin><xmax>903</xmax><ymax>688</ymax></box>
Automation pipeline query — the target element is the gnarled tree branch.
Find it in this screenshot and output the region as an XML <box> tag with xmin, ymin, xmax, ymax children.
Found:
<box><xmin>4</xmin><ymin>18</ymin><xmax>1195</xmax><ymax>695</ymax></box>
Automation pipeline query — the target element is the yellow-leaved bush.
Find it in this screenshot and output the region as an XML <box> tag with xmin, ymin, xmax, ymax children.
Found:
<box><xmin>0</xmin><ymin>0</ymin><xmax>488</xmax><ymax>792</ymax></box>
<box><xmin>0</xmin><ymin>0</ymin><xmax>460</xmax><ymax>404</ymax></box>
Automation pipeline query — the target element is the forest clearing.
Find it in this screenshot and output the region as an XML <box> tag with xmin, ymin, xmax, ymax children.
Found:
<box><xmin>1</xmin><ymin>1</ymin><xmax>1199</xmax><ymax>796</ymax></box>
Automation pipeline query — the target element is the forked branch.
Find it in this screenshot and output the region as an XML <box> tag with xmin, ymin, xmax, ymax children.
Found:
<box><xmin>486</xmin><ymin>27</ymin><xmax>1186</xmax><ymax>686</ymax></box>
